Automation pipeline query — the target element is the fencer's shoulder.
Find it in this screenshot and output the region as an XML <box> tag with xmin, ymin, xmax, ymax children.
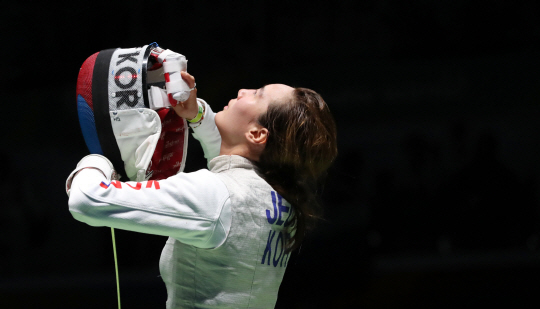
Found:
<box><xmin>167</xmin><ymin>168</ymin><xmax>228</xmax><ymax>192</ymax></box>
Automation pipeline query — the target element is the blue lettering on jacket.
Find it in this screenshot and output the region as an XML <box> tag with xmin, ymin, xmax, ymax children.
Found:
<box><xmin>266</xmin><ymin>191</ymin><xmax>278</xmax><ymax>224</ymax></box>
<box><xmin>262</xmin><ymin>230</ymin><xmax>276</xmax><ymax>265</ymax></box>
<box><xmin>266</xmin><ymin>191</ymin><xmax>291</xmax><ymax>226</ymax></box>
<box><xmin>261</xmin><ymin>191</ymin><xmax>293</xmax><ymax>267</ymax></box>
<box><xmin>261</xmin><ymin>230</ymin><xmax>291</xmax><ymax>267</ymax></box>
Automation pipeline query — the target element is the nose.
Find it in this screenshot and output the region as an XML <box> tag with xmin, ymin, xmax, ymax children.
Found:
<box><xmin>238</xmin><ymin>89</ymin><xmax>247</xmax><ymax>98</ymax></box>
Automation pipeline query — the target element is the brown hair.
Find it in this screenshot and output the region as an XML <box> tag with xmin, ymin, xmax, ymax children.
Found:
<box><xmin>256</xmin><ymin>87</ymin><xmax>338</xmax><ymax>252</ymax></box>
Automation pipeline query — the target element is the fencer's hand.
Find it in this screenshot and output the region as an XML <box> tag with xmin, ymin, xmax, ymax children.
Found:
<box><xmin>172</xmin><ymin>71</ymin><xmax>198</xmax><ymax>120</ymax></box>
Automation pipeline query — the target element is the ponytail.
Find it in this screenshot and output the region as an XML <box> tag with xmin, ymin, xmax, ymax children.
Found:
<box><xmin>256</xmin><ymin>88</ymin><xmax>337</xmax><ymax>252</ymax></box>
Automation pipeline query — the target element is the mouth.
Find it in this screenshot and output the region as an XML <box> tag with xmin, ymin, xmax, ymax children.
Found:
<box><xmin>224</xmin><ymin>99</ymin><xmax>235</xmax><ymax>110</ymax></box>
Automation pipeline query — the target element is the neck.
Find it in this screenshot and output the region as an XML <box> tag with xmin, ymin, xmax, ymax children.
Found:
<box><xmin>219</xmin><ymin>144</ymin><xmax>260</xmax><ymax>162</ymax></box>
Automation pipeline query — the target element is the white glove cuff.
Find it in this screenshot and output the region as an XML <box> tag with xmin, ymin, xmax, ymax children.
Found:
<box><xmin>66</xmin><ymin>154</ymin><xmax>116</xmax><ymax>196</ymax></box>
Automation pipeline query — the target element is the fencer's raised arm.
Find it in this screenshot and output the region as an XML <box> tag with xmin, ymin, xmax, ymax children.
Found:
<box><xmin>148</xmin><ymin>56</ymin><xmax>222</xmax><ymax>165</ymax></box>
<box><xmin>168</xmin><ymin>71</ymin><xmax>221</xmax><ymax>165</ymax></box>
<box><xmin>149</xmin><ymin>72</ymin><xmax>221</xmax><ymax>164</ymax></box>
<box><xmin>66</xmin><ymin>154</ymin><xmax>231</xmax><ymax>248</ymax></box>
<box><xmin>189</xmin><ymin>99</ymin><xmax>221</xmax><ymax>164</ymax></box>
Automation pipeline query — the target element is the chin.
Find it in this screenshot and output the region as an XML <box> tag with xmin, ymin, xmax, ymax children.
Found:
<box><xmin>214</xmin><ymin>112</ymin><xmax>223</xmax><ymax>130</ymax></box>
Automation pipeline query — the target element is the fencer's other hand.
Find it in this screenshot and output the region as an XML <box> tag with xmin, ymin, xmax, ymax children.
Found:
<box><xmin>172</xmin><ymin>71</ymin><xmax>198</xmax><ymax>120</ymax></box>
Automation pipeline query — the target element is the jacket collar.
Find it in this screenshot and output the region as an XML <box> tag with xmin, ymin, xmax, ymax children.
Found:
<box><xmin>209</xmin><ymin>155</ymin><xmax>255</xmax><ymax>173</ymax></box>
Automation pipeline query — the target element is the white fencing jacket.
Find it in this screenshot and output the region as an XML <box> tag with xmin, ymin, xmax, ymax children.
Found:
<box><xmin>67</xmin><ymin>101</ymin><xmax>294</xmax><ymax>308</ymax></box>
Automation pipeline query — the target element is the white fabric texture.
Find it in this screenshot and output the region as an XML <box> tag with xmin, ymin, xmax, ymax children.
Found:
<box><xmin>148</xmin><ymin>86</ymin><xmax>172</xmax><ymax>109</ymax></box>
<box><xmin>68</xmin><ymin>162</ymin><xmax>231</xmax><ymax>248</ymax></box>
<box><xmin>160</xmin><ymin>155</ymin><xmax>294</xmax><ymax>309</ymax></box>
<box><xmin>66</xmin><ymin>154</ymin><xmax>115</xmax><ymax>196</ymax></box>
<box><xmin>159</xmin><ymin>104</ymin><xmax>294</xmax><ymax>308</ymax></box>
<box><xmin>190</xmin><ymin>99</ymin><xmax>222</xmax><ymax>165</ymax></box>
<box><xmin>110</xmin><ymin>108</ymin><xmax>163</xmax><ymax>181</ymax></box>
<box><xmin>161</xmin><ymin>51</ymin><xmax>191</xmax><ymax>102</ymax></box>
<box><xmin>157</xmin><ymin>49</ymin><xmax>180</xmax><ymax>63</ymax></box>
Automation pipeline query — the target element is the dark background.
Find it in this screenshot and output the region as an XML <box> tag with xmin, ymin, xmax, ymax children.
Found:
<box><xmin>2</xmin><ymin>1</ymin><xmax>540</xmax><ymax>308</ymax></box>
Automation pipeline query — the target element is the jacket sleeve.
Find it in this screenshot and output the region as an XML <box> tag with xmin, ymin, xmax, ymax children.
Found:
<box><xmin>190</xmin><ymin>98</ymin><xmax>222</xmax><ymax>165</ymax></box>
<box><xmin>68</xmin><ymin>157</ymin><xmax>231</xmax><ymax>249</ymax></box>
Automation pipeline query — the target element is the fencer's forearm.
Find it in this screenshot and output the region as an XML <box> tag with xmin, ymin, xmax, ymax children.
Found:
<box><xmin>67</xmin><ymin>166</ymin><xmax>231</xmax><ymax>248</ymax></box>
<box><xmin>191</xmin><ymin>99</ymin><xmax>221</xmax><ymax>164</ymax></box>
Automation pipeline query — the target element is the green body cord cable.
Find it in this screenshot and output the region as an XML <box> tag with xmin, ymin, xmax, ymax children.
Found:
<box><xmin>111</xmin><ymin>228</ymin><xmax>121</xmax><ymax>309</ymax></box>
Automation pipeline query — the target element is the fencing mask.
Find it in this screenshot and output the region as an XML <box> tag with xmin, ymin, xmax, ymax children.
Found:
<box><xmin>76</xmin><ymin>43</ymin><xmax>189</xmax><ymax>181</ymax></box>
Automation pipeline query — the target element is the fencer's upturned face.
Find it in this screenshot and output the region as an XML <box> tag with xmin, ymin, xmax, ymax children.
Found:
<box><xmin>215</xmin><ymin>84</ymin><xmax>294</xmax><ymax>146</ymax></box>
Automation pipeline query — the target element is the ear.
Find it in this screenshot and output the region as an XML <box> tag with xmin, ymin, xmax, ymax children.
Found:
<box><xmin>246</xmin><ymin>126</ymin><xmax>268</xmax><ymax>145</ymax></box>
